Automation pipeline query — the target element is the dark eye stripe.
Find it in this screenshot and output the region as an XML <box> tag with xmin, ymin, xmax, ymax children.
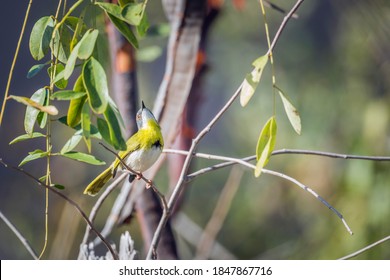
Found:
<box><xmin>152</xmin><ymin>140</ymin><xmax>162</xmax><ymax>149</ymax></box>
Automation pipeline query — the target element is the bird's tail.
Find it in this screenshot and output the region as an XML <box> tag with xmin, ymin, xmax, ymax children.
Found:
<box><xmin>83</xmin><ymin>167</ymin><xmax>113</xmax><ymax>196</ymax></box>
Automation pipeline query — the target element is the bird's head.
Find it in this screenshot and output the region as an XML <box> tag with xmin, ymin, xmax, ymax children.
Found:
<box><xmin>136</xmin><ymin>101</ymin><xmax>159</xmax><ymax>130</ymax></box>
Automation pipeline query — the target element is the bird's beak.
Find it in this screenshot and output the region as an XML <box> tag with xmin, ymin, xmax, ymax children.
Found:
<box><xmin>141</xmin><ymin>101</ymin><xmax>146</xmax><ymax>110</ymax></box>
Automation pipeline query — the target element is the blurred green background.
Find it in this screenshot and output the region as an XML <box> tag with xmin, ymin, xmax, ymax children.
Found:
<box><xmin>0</xmin><ymin>0</ymin><xmax>389</xmax><ymax>259</ymax></box>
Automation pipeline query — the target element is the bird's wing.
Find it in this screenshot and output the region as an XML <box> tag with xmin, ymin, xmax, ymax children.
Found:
<box><xmin>112</xmin><ymin>133</ymin><xmax>141</xmax><ymax>172</ymax></box>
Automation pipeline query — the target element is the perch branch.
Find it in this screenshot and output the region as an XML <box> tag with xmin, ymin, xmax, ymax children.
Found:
<box><xmin>99</xmin><ymin>143</ymin><xmax>168</xmax><ymax>211</ymax></box>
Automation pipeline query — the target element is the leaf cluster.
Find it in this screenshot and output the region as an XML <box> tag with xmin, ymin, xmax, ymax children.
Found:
<box><xmin>9</xmin><ymin>0</ymin><xmax>150</xmax><ymax>178</ymax></box>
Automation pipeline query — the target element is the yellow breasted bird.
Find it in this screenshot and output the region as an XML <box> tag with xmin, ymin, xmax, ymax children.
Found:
<box><xmin>83</xmin><ymin>101</ymin><xmax>163</xmax><ymax>196</ymax></box>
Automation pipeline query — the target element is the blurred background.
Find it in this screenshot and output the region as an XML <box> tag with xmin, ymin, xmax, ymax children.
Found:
<box><xmin>0</xmin><ymin>0</ymin><xmax>389</xmax><ymax>259</ymax></box>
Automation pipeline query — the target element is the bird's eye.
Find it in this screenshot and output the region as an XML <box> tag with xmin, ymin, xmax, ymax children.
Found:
<box><xmin>136</xmin><ymin>114</ymin><xmax>141</xmax><ymax>120</ymax></box>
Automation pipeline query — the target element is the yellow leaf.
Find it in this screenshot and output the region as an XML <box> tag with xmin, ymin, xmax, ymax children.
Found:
<box><xmin>8</xmin><ymin>95</ymin><xmax>58</xmax><ymax>115</ymax></box>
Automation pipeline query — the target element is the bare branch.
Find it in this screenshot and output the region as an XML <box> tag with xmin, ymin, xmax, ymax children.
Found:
<box><xmin>81</xmin><ymin>172</ymin><xmax>127</xmax><ymax>245</ymax></box>
<box><xmin>263</xmin><ymin>169</ymin><xmax>353</xmax><ymax>235</ymax></box>
<box><xmin>146</xmin><ymin>0</ymin><xmax>307</xmax><ymax>259</ymax></box>
<box><xmin>267</xmin><ymin>0</ymin><xmax>305</xmax><ymax>55</ymax></box>
<box><xmin>272</xmin><ymin>149</ymin><xmax>390</xmax><ymax>161</ymax></box>
<box><xmin>338</xmin><ymin>235</ymin><xmax>390</xmax><ymax>260</ymax></box>
<box><xmin>0</xmin><ymin>210</ymin><xmax>38</xmax><ymax>259</ymax></box>
<box><xmin>264</xmin><ymin>0</ymin><xmax>299</xmax><ymax>19</ymax></box>
<box><xmin>98</xmin><ymin>142</ymin><xmax>168</xmax><ymax>212</ymax></box>
<box><xmin>163</xmin><ymin>149</ymin><xmax>353</xmax><ymax>235</ymax></box>
<box><xmin>0</xmin><ymin>158</ymin><xmax>119</xmax><ymax>260</ymax></box>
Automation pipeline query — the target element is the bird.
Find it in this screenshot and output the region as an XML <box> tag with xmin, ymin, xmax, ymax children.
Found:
<box><xmin>83</xmin><ymin>101</ymin><xmax>163</xmax><ymax>196</ymax></box>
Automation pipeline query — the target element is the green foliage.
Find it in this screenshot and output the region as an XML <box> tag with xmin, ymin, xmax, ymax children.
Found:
<box><xmin>255</xmin><ymin>116</ymin><xmax>277</xmax><ymax>177</ymax></box>
<box><xmin>29</xmin><ymin>16</ymin><xmax>54</xmax><ymax>60</ymax></box>
<box><xmin>27</xmin><ymin>62</ymin><xmax>49</xmax><ymax>79</ymax></box>
<box><xmin>9</xmin><ymin>0</ymin><xmax>150</xmax><ymax>170</ymax></box>
<box><xmin>82</xmin><ymin>57</ymin><xmax>109</xmax><ymax>114</ymax></box>
<box><xmin>9</xmin><ymin>132</ymin><xmax>46</xmax><ymax>145</ymax></box>
<box><xmin>276</xmin><ymin>86</ymin><xmax>301</xmax><ymax>135</ymax></box>
<box><xmin>95</xmin><ymin>0</ymin><xmax>149</xmax><ymax>48</ymax></box>
<box><xmin>60</xmin><ymin>151</ymin><xmax>105</xmax><ymax>165</ymax></box>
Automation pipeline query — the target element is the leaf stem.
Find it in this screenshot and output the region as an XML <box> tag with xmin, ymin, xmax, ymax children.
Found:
<box><xmin>0</xmin><ymin>0</ymin><xmax>33</xmax><ymax>126</ymax></box>
<box><xmin>259</xmin><ymin>0</ymin><xmax>276</xmax><ymax>114</ymax></box>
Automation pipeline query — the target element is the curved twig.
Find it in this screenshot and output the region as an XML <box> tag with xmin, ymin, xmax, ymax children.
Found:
<box><xmin>339</xmin><ymin>235</ymin><xmax>390</xmax><ymax>260</ymax></box>
<box><xmin>163</xmin><ymin>149</ymin><xmax>353</xmax><ymax>235</ymax></box>
<box><xmin>0</xmin><ymin>210</ymin><xmax>38</xmax><ymax>259</ymax></box>
<box><xmin>99</xmin><ymin>143</ymin><xmax>168</xmax><ymax>212</ymax></box>
<box><xmin>81</xmin><ymin>172</ymin><xmax>127</xmax><ymax>245</ymax></box>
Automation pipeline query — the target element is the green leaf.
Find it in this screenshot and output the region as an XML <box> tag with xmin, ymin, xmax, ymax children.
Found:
<box><xmin>97</xmin><ymin>117</ymin><xmax>111</xmax><ymax>144</ymax></box>
<box><xmin>240</xmin><ymin>55</ymin><xmax>268</xmax><ymax>107</ymax></box>
<box><xmin>107</xmin><ymin>96</ymin><xmax>126</xmax><ymax>131</ymax></box>
<box><xmin>37</xmin><ymin>91</ymin><xmax>49</xmax><ymax>128</ymax></box>
<box><xmin>67</xmin><ymin>76</ymin><xmax>87</xmax><ymax>127</ymax></box>
<box><xmin>27</xmin><ymin>63</ymin><xmax>48</xmax><ymax>79</ymax></box>
<box><xmin>82</xmin><ymin>57</ymin><xmax>109</xmax><ymax>114</ymax></box>
<box><xmin>70</xmin><ymin>12</ymin><xmax>87</xmax><ymax>51</ymax></box>
<box><xmin>277</xmin><ymin>87</ymin><xmax>302</xmax><ymax>135</ymax></box>
<box><xmin>52</xmin><ymin>184</ymin><xmax>65</xmax><ymax>190</ymax></box>
<box><xmin>254</xmin><ymin>116</ymin><xmax>277</xmax><ymax>177</ymax></box>
<box><xmin>29</xmin><ymin>16</ymin><xmax>54</xmax><ymax>60</ymax></box>
<box><xmin>19</xmin><ymin>149</ymin><xmax>49</xmax><ymax>166</ymax></box>
<box><xmin>50</xmin><ymin>23</ymin><xmax>72</xmax><ymax>63</ymax></box>
<box><xmin>63</xmin><ymin>43</ymin><xmax>81</xmax><ymax>80</ymax></box>
<box><xmin>81</xmin><ymin>102</ymin><xmax>91</xmax><ymax>152</ymax></box>
<box><xmin>104</xmin><ymin>102</ymin><xmax>126</xmax><ymax>150</ymax></box>
<box><xmin>48</xmin><ymin>64</ymin><xmax>68</xmax><ymax>89</ymax></box>
<box><xmin>136</xmin><ymin>46</ymin><xmax>162</xmax><ymax>62</ymax></box>
<box><xmin>137</xmin><ymin>11</ymin><xmax>149</xmax><ymax>37</ymax></box>
<box><xmin>51</xmin><ymin>90</ymin><xmax>86</xmax><ymax>100</ymax></box>
<box><xmin>121</xmin><ymin>2</ymin><xmax>144</xmax><ymax>26</ymax></box>
<box><xmin>95</xmin><ymin>2</ymin><xmax>123</xmax><ymax>18</ymax></box>
<box><xmin>118</xmin><ymin>0</ymin><xmax>133</xmax><ymax>7</ymax></box>
<box><xmin>39</xmin><ymin>175</ymin><xmax>47</xmax><ymax>182</ymax></box>
<box><xmin>9</xmin><ymin>132</ymin><xmax>45</xmax><ymax>145</ymax></box>
<box><xmin>106</xmin><ymin>12</ymin><xmax>139</xmax><ymax>48</ymax></box>
<box><xmin>17</xmin><ymin>89</ymin><xmax>41</xmax><ymax>135</ymax></box>
<box><xmin>60</xmin><ymin>130</ymin><xmax>83</xmax><ymax>154</ymax></box>
<box><xmin>61</xmin><ymin>151</ymin><xmax>105</xmax><ymax>165</ymax></box>
<box><xmin>78</xmin><ymin>29</ymin><xmax>99</xmax><ymax>60</ymax></box>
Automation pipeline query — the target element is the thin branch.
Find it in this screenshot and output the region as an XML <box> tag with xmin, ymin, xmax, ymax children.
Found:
<box><xmin>173</xmin><ymin>147</ymin><xmax>390</xmax><ymax>180</ymax></box>
<box><xmin>272</xmin><ymin>149</ymin><xmax>390</xmax><ymax>161</ymax></box>
<box><xmin>0</xmin><ymin>0</ymin><xmax>33</xmax><ymax>126</ymax></box>
<box><xmin>263</xmin><ymin>168</ymin><xmax>353</xmax><ymax>235</ymax></box>
<box><xmin>0</xmin><ymin>210</ymin><xmax>38</xmax><ymax>259</ymax></box>
<box><xmin>163</xmin><ymin>149</ymin><xmax>353</xmax><ymax>235</ymax></box>
<box><xmin>264</xmin><ymin>0</ymin><xmax>299</xmax><ymax>19</ymax></box>
<box><xmin>338</xmin><ymin>235</ymin><xmax>390</xmax><ymax>260</ymax></box>
<box><xmin>99</xmin><ymin>142</ymin><xmax>168</xmax><ymax>211</ymax></box>
<box><xmin>81</xmin><ymin>172</ymin><xmax>127</xmax><ymax>245</ymax></box>
<box><xmin>0</xmin><ymin>158</ymin><xmax>119</xmax><ymax>260</ymax></box>
<box><xmin>146</xmin><ymin>0</ymin><xmax>307</xmax><ymax>259</ymax></box>
<box><xmin>267</xmin><ymin>0</ymin><xmax>305</xmax><ymax>55</ymax></box>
